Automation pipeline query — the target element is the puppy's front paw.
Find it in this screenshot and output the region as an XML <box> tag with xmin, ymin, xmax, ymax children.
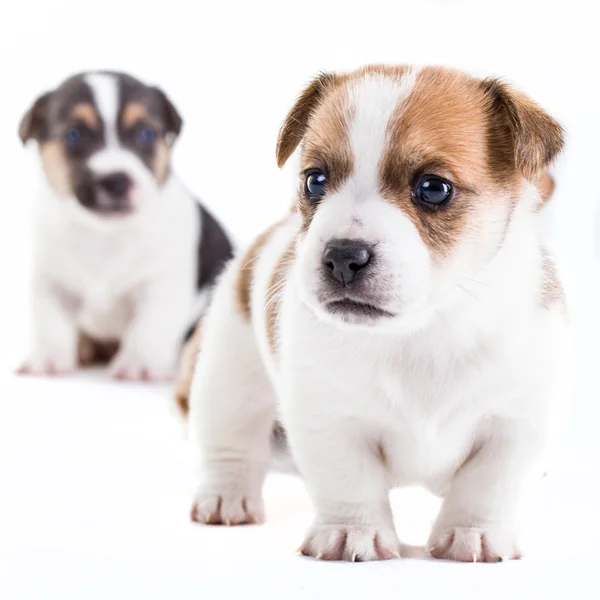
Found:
<box><xmin>16</xmin><ymin>353</ymin><xmax>75</xmax><ymax>376</ymax></box>
<box><xmin>109</xmin><ymin>351</ymin><xmax>174</xmax><ymax>382</ymax></box>
<box><xmin>299</xmin><ymin>522</ymin><xmax>401</xmax><ymax>562</ymax></box>
<box><xmin>190</xmin><ymin>488</ymin><xmax>264</xmax><ymax>526</ymax></box>
<box><xmin>429</xmin><ymin>526</ymin><xmax>522</xmax><ymax>563</ymax></box>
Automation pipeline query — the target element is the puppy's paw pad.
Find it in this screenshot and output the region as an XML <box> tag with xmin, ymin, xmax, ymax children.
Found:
<box><xmin>109</xmin><ymin>354</ymin><xmax>173</xmax><ymax>382</ymax></box>
<box><xmin>299</xmin><ymin>524</ymin><xmax>401</xmax><ymax>562</ymax></box>
<box><xmin>16</xmin><ymin>358</ymin><xmax>74</xmax><ymax>376</ymax></box>
<box><xmin>429</xmin><ymin>526</ymin><xmax>522</xmax><ymax>563</ymax></box>
<box><xmin>190</xmin><ymin>491</ymin><xmax>264</xmax><ymax>526</ymax></box>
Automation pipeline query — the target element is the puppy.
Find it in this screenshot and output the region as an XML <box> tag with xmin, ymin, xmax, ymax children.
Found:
<box><xmin>18</xmin><ymin>71</ymin><xmax>233</xmax><ymax>380</ymax></box>
<box><xmin>187</xmin><ymin>65</ymin><xmax>570</xmax><ymax>562</ymax></box>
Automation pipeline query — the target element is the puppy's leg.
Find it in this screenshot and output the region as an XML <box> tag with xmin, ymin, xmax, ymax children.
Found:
<box><xmin>18</xmin><ymin>277</ymin><xmax>78</xmax><ymax>375</ymax></box>
<box><xmin>428</xmin><ymin>420</ymin><xmax>547</xmax><ymax>563</ymax></box>
<box><xmin>109</xmin><ymin>277</ymin><xmax>194</xmax><ymax>381</ymax></box>
<box><xmin>189</xmin><ymin>278</ymin><xmax>275</xmax><ymax>526</ymax></box>
<box><xmin>285</xmin><ymin>408</ymin><xmax>400</xmax><ymax>561</ymax></box>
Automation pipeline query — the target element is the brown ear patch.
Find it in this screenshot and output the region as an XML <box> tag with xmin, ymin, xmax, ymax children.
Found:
<box><xmin>19</xmin><ymin>92</ymin><xmax>52</xmax><ymax>144</ymax></box>
<box><xmin>276</xmin><ymin>72</ymin><xmax>339</xmax><ymax>168</ymax></box>
<box><xmin>480</xmin><ymin>78</ymin><xmax>564</xmax><ymax>180</ymax></box>
<box><xmin>71</xmin><ymin>102</ymin><xmax>99</xmax><ymax>130</ymax></box>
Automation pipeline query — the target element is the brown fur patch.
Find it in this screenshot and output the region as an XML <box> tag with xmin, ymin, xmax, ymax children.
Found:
<box><xmin>379</xmin><ymin>67</ymin><xmax>500</xmax><ymax>258</ymax></box>
<box><xmin>121</xmin><ymin>102</ymin><xmax>150</xmax><ymax>129</ymax></box>
<box><xmin>71</xmin><ymin>102</ymin><xmax>99</xmax><ymax>130</ymax></box>
<box><xmin>479</xmin><ymin>78</ymin><xmax>564</xmax><ymax>181</ymax></box>
<box><xmin>154</xmin><ymin>138</ymin><xmax>170</xmax><ymax>184</ymax></box>
<box><xmin>536</xmin><ymin>171</ymin><xmax>555</xmax><ymax>209</ymax></box>
<box><xmin>298</xmin><ymin>84</ymin><xmax>354</xmax><ymax>232</ymax></box>
<box><xmin>276</xmin><ymin>73</ymin><xmax>339</xmax><ymax>168</ymax></box>
<box><xmin>375</xmin><ymin>66</ymin><xmax>564</xmax><ymax>258</ymax></box>
<box><xmin>265</xmin><ymin>240</ymin><xmax>296</xmax><ymax>354</ymax></box>
<box><xmin>235</xmin><ymin>223</ymin><xmax>282</xmax><ymax>320</ymax></box>
<box><xmin>540</xmin><ymin>247</ymin><xmax>565</xmax><ymax>310</ymax></box>
<box><xmin>40</xmin><ymin>140</ymin><xmax>72</xmax><ymax>196</ymax></box>
<box><xmin>174</xmin><ymin>321</ymin><xmax>203</xmax><ymax>417</ymax></box>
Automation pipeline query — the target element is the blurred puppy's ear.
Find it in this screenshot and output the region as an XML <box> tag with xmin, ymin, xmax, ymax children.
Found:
<box><xmin>153</xmin><ymin>87</ymin><xmax>183</xmax><ymax>140</ymax></box>
<box><xmin>481</xmin><ymin>78</ymin><xmax>564</xmax><ymax>180</ymax></box>
<box><xmin>19</xmin><ymin>91</ymin><xmax>52</xmax><ymax>144</ymax></box>
<box><xmin>276</xmin><ymin>72</ymin><xmax>338</xmax><ymax>168</ymax></box>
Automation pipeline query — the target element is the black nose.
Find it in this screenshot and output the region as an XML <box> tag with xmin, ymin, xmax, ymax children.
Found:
<box><xmin>97</xmin><ymin>172</ymin><xmax>131</xmax><ymax>198</ymax></box>
<box><xmin>323</xmin><ymin>239</ymin><xmax>372</xmax><ymax>286</ymax></box>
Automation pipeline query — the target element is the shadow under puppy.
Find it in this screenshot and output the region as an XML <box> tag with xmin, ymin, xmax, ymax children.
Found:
<box><xmin>18</xmin><ymin>71</ymin><xmax>233</xmax><ymax>380</ymax></box>
<box><xmin>182</xmin><ymin>65</ymin><xmax>570</xmax><ymax>562</ymax></box>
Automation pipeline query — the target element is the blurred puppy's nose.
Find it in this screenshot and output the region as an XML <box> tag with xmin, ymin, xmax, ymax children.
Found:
<box><xmin>323</xmin><ymin>239</ymin><xmax>372</xmax><ymax>286</ymax></box>
<box><xmin>97</xmin><ymin>172</ymin><xmax>131</xmax><ymax>198</ymax></box>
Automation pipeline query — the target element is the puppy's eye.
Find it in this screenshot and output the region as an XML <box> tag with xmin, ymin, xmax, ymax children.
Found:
<box><xmin>414</xmin><ymin>176</ymin><xmax>453</xmax><ymax>208</ymax></box>
<box><xmin>305</xmin><ymin>169</ymin><xmax>327</xmax><ymax>199</ymax></box>
<box><xmin>136</xmin><ymin>126</ymin><xmax>156</xmax><ymax>145</ymax></box>
<box><xmin>65</xmin><ymin>127</ymin><xmax>81</xmax><ymax>145</ymax></box>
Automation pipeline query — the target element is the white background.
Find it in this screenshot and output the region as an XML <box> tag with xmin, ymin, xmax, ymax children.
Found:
<box><xmin>1</xmin><ymin>1</ymin><xmax>599</xmax><ymax>598</ymax></box>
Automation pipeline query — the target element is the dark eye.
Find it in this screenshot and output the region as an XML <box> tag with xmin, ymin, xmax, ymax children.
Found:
<box><xmin>414</xmin><ymin>176</ymin><xmax>453</xmax><ymax>208</ymax></box>
<box><xmin>65</xmin><ymin>127</ymin><xmax>81</xmax><ymax>145</ymax></box>
<box><xmin>305</xmin><ymin>169</ymin><xmax>327</xmax><ymax>199</ymax></box>
<box><xmin>136</xmin><ymin>126</ymin><xmax>156</xmax><ymax>145</ymax></box>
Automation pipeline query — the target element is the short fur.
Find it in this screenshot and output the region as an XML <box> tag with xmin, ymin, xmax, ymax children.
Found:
<box><xmin>185</xmin><ymin>65</ymin><xmax>570</xmax><ymax>562</ymax></box>
<box><xmin>18</xmin><ymin>71</ymin><xmax>233</xmax><ymax>380</ymax></box>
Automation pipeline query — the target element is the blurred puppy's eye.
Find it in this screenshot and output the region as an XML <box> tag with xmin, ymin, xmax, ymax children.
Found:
<box><xmin>136</xmin><ymin>126</ymin><xmax>156</xmax><ymax>145</ymax></box>
<box><xmin>65</xmin><ymin>127</ymin><xmax>81</xmax><ymax>145</ymax></box>
<box><xmin>413</xmin><ymin>175</ymin><xmax>453</xmax><ymax>208</ymax></box>
<box><xmin>305</xmin><ymin>169</ymin><xmax>327</xmax><ymax>200</ymax></box>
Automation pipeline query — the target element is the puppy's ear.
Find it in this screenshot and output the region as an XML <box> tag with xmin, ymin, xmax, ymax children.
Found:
<box><xmin>276</xmin><ymin>72</ymin><xmax>337</xmax><ymax>168</ymax></box>
<box><xmin>153</xmin><ymin>87</ymin><xmax>183</xmax><ymax>139</ymax></box>
<box><xmin>481</xmin><ymin>78</ymin><xmax>564</xmax><ymax>180</ymax></box>
<box><xmin>19</xmin><ymin>92</ymin><xmax>52</xmax><ymax>144</ymax></box>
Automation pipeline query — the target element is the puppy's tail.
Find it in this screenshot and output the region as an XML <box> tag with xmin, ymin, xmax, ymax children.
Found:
<box><xmin>174</xmin><ymin>319</ymin><xmax>203</xmax><ymax>418</ymax></box>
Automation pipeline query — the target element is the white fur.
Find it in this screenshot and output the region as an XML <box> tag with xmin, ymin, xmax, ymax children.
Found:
<box><xmin>189</xmin><ymin>72</ymin><xmax>571</xmax><ymax>561</ymax></box>
<box><xmin>85</xmin><ymin>74</ymin><xmax>119</xmax><ymax>146</ymax></box>
<box><xmin>22</xmin><ymin>173</ymin><xmax>201</xmax><ymax>379</ymax></box>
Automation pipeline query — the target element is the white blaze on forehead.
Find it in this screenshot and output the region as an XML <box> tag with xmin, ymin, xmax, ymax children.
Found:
<box><xmin>347</xmin><ymin>69</ymin><xmax>419</xmax><ymax>196</ymax></box>
<box><xmin>85</xmin><ymin>73</ymin><xmax>119</xmax><ymax>147</ymax></box>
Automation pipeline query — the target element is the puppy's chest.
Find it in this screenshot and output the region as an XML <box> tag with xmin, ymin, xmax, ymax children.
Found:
<box><xmin>40</xmin><ymin>226</ymin><xmax>162</xmax><ymax>326</ymax></box>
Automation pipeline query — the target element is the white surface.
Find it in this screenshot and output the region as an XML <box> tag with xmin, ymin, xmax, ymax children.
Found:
<box><xmin>1</xmin><ymin>0</ymin><xmax>600</xmax><ymax>597</ymax></box>
<box><xmin>0</xmin><ymin>371</ymin><xmax>598</xmax><ymax>599</ymax></box>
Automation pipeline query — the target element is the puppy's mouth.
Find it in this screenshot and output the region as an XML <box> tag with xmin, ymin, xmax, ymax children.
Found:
<box><xmin>325</xmin><ymin>298</ymin><xmax>395</xmax><ymax>320</ymax></box>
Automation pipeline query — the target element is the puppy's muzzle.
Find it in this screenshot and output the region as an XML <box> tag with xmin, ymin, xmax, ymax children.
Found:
<box><xmin>75</xmin><ymin>170</ymin><xmax>134</xmax><ymax>215</ymax></box>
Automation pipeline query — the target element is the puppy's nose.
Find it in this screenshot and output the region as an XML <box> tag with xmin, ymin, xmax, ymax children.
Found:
<box><xmin>97</xmin><ymin>172</ymin><xmax>131</xmax><ymax>198</ymax></box>
<box><xmin>323</xmin><ymin>239</ymin><xmax>372</xmax><ymax>286</ymax></box>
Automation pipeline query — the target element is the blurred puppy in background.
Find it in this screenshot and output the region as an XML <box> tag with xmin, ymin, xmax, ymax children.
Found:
<box><xmin>18</xmin><ymin>71</ymin><xmax>233</xmax><ymax>380</ymax></box>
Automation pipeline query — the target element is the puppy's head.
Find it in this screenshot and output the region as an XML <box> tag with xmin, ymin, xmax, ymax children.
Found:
<box><xmin>277</xmin><ymin>66</ymin><xmax>563</xmax><ymax>332</ymax></box>
<box><xmin>19</xmin><ymin>71</ymin><xmax>182</xmax><ymax>217</ymax></box>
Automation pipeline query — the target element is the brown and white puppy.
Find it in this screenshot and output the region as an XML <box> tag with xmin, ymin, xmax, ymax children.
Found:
<box><xmin>186</xmin><ymin>65</ymin><xmax>570</xmax><ymax>562</ymax></box>
<box><xmin>18</xmin><ymin>71</ymin><xmax>233</xmax><ymax>379</ymax></box>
